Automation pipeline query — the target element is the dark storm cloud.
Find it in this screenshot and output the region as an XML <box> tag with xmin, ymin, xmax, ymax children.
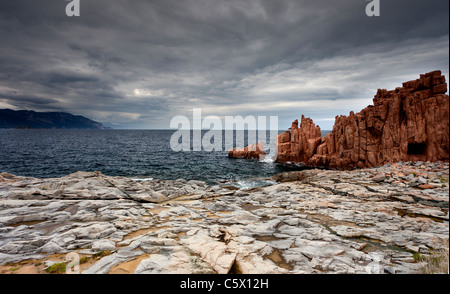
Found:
<box><xmin>0</xmin><ymin>93</ymin><xmax>59</xmax><ymax>106</ymax></box>
<box><xmin>0</xmin><ymin>0</ymin><xmax>448</xmax><ymax>129</ymax></box>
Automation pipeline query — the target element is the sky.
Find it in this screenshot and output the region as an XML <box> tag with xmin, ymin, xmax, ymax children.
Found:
<box><xmin>0</xmin><ymin>0</ymin><xmax>448</xmax><ymax>130</ymax></box>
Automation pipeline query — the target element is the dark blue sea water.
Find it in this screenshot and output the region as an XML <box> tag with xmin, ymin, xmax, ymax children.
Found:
<box><xmin>0</xmin><ymin>129</ymin><xmax>330</xmax><ymax>185</ymax></box>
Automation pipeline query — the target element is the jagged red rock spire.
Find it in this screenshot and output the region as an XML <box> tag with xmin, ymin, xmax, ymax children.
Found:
<box><xmin>274</xmin><ymin>70</ymin><xmax>449</xmax><ymax>169</ymax></box>
<box><xmin>277</xmin><ymin>115</ymin><xmax>322</xmax><ymax>163</ymax></box>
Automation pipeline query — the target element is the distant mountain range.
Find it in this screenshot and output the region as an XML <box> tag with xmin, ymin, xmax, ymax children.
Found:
<box><xmin>0</xmin><ymin>109</ymin><xmax>106</xmax><ymax>129</ymax></box>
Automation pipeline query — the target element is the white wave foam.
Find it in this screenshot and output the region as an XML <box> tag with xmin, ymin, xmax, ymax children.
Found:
<box><xmin>259</xmin><ymin>157</ymin><xmax>274</xmax><ymax>163</ymax></box>
<box><xmin>234</xmin><ymin>179</ymin><xmax>276</xmax><ymax>190</ymax></box>
<box><xmin>132</xmin><ymin>178</ymin><xmax>154</xmax><ymax>182</ymax></box>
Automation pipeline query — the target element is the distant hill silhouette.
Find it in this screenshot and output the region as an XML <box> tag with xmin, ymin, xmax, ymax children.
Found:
<box><xmin>0</xmin><ymin>109</ymin><xmax>105</xmax><ymax>129</ymax></box>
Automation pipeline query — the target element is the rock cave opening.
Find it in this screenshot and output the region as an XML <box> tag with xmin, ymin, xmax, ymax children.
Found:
<box><xmin>407</xmin><ymin>142</ymin><xmax>427</xmax><ymax>155</ymax></box>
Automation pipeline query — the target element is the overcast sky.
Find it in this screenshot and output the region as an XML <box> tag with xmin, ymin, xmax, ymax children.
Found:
<box><xmin>0</xmin><ymin>0</ymin><xmax>448</xmax><ymax>130</ymax></box>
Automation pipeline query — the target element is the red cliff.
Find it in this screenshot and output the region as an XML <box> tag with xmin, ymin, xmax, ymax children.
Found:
<box><xmin>276</xmin><ymin>70</ymin><xmax>449</xmax><ymax>169</ymax></box>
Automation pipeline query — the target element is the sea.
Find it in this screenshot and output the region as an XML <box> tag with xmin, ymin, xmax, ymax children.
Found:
<box><xmin>0</xmin><ymin>129</ymin><xmax>330</xmax><ymax>188</ymax></box>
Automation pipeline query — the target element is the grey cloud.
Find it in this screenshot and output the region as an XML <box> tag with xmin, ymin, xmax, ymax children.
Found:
<box><xmin>0</xmin><ymin>93</ymin><xmax>60</xmax><ymax>110</ymax></box>
<box><xmin>0</xmin><ymin>0</ymin><xmax>448</xmax><ymax>129</ymax></box>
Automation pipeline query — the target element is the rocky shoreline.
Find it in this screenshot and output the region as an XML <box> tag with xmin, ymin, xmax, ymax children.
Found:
<box><xmin>0</xmin><ymin>161</ymin><xmax>448</xmax><ymax>274</ymax></box>
<box><xmin>229</xmin><ymin>71</ymin><xmax>449</xmax><ymax>171</ymax></box>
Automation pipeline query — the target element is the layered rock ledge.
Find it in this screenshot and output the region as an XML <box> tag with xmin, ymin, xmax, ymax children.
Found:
<box><xmin>0</xmin><ymin>161</ymin><xmax>448</xmax><ymax>274</ymax></box>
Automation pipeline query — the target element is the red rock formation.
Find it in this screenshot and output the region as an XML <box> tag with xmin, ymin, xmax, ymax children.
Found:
<box><xmin>276</xmin><ymin>71</ymin><xmax>449</xmax><ymax>169</ymax></box>
<box><xmin>228</xmin><ymin>141</ymin><xmax>266</xmax><ymax>160</ymax></box>
<box><xmin>277</xmin><ymin>116</ymin><xmax>322</xmax><ymax>163</ymax></box>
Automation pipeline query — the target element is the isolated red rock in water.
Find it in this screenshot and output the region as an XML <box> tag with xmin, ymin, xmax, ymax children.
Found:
<box><xmin>273</xmin><ymin>71</ymin><xmax>449</xmax><ymax>169</ymax></box>
<box><xmin>228</xmin><ymin>141</ymin><xmax>266</xmax><ymax>160</ymax></box>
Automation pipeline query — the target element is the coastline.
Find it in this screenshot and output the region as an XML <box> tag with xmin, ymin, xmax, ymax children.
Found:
<box><xmin>0</xmin><ymin>161</ymin><xmax>448</xmax><ymax>274</ymax></box>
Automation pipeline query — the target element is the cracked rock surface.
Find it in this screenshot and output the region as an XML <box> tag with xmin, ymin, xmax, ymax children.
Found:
<box><xmin>0</xmin><ymin>161</ymin><xmax>448</xmax><ymax>274</ymax></box>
